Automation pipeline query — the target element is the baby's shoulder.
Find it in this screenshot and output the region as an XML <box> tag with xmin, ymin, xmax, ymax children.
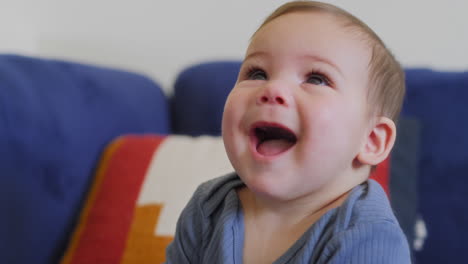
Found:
<box><xmin>187</xmin><ymin>172</ymin><xmax>244</xmax><ymax>218</ymax></box>
<box><xmin>336</xmin><ymin>179</ymin><xmax>399</xmax><ymax>231</ymax></box>
<box><xmin>316</xmin><ymin>180</ymin><xmax>411</xmax><ymax>262</ymax></box>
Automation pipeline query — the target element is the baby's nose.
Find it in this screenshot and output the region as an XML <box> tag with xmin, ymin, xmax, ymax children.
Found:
<box><xmin>259</xmin><ymin>94</ymin><xmax>285</xmax><ymax>105</ymax></box>
<box><xmin>256</xmin><ymin>83</ymin><xmax>291</xmax><ymax>107</ymax></box>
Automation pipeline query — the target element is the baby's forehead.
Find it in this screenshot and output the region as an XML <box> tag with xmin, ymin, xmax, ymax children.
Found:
<box><xmin>247</xmin><ymin>12</ymin><xmax>373</xmax><ymax>70</ymax></box>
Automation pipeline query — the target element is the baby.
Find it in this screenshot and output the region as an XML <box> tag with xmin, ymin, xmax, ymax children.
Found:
<box><xmin>166</xmin><ymin>1</ymin><xmax>411</xmax><ymax>263</ymax></box>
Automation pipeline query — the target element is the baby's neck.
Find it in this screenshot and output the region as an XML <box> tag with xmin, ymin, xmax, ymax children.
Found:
<box><xmin>238</xmin><ymin>185</ymin><xmax>350</xmax><ymax>229</ymax></box>
<box><xmin>238</xmin><ymin>165</ymin><xmax>370</xmax><ymax>226</ymax></box>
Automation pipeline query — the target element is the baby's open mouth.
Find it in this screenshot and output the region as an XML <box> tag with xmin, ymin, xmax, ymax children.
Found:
<box><xmin>251</xmin><ymin>122</ymin><xmax>297</xmax><ymax>156</ymax></box>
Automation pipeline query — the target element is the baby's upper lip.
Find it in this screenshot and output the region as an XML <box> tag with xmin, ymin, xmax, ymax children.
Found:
<box><xmin>250</xmin><ymin>121</ymin><xmax>294</xmax><ymax>133</ymax></box>
<box><xmin>249</xmin><ymin>121</ymin><xmax>298</xmax><ymax>143</ymax></box>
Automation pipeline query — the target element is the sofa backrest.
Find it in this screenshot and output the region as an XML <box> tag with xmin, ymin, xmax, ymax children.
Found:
<box><xmin>0</xmin><ymin>54</ymin><xmax>170</xmax><ymax>264</ymax></box>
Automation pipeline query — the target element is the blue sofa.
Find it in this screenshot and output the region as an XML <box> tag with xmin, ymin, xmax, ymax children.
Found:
<box><xmin>0</xmin><ymin>54</ymin><xmax>467</xmax><ymax>263</ymax></box>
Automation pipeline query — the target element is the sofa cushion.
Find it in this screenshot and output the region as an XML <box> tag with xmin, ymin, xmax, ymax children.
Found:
<box><xmin>60</xmin><ymin>135</ymin><xmax>232</xmax><ymax>264</ymax></box>
<box><xmin>171</xmin><ymin>61</ymin><xmax>240</xmax><ymax>136</ymax></box>
<box><xmin>389</xmin><ymin>117</ymin><xmax>421</xmax><ymax>254</ymax></box>
<box><xmin>0</xmin><ymin>54</ymin><xmax>170</xmax><ymax>264</ymax></box>
<box><xmin>402</xmin><ymin>69</ymin><xmax>468</xmax><ymax>263</ymax></box>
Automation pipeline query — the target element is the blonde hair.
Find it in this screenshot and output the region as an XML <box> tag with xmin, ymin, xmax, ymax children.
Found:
<box><xmin>254</xmin><ymin>1</ymin><xmax>405</xmax><ymax>122</ymax></box>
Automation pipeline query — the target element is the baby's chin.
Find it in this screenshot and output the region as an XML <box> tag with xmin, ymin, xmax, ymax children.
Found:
<box><xmin>237</xmin><ymin>169</ymin><xmax>306</xmax><ymax>201</ymax></box>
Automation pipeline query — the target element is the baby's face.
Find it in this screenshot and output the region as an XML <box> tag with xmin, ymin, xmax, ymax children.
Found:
<box><xmin>222</xmin><ymin>11</ymin><xmax>373</xmax><ymax>201</ymax></box>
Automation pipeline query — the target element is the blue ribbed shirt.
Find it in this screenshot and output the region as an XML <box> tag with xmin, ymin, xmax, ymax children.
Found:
<box><xmin>165</xmin><ymin>173</ymin><xmax>411</xmax><ymax>263</ymax></box>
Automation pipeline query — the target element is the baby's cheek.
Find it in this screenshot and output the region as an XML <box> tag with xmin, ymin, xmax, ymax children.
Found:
<box><xmin>305</xmin><ymin>104</ymin><xmax>352</xmax><ymax>152</ymax></box>
<box><xmin>308</xmin><ymin>103</ymin><xmax>340</xmax><ymax>131</ymax></box>
<box><xmin>222</xmin><ymin>98</ymin><xmax>246</xmax><ymax>153</ymax></box>
<box><xmin>222</xmin><ymin>95</ymin><xmax>238</xmax><ymax>131</ymax></box>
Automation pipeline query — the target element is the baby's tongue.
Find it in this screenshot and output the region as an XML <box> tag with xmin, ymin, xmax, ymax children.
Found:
<box><xmin>257</xmin><ymin>139</ymin><xmax>293</xmax><ymax>156</ymax></box>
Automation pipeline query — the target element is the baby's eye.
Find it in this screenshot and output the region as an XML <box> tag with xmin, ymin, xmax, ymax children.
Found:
<box><xmin>247</xmin><ymin>68</ymin><xmax>267</xmax><ymax>81</ymax></box>
<box><xmin>306</xmin><ymin>73</ymin><xmax>330</xmax><ymax>86</ymax></box>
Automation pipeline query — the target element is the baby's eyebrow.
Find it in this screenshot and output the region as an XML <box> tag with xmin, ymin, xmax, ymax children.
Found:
<box><xmin>300</xmin><ymin>54</ymin><xmax>343</xmax><ymax>77</ymax></box>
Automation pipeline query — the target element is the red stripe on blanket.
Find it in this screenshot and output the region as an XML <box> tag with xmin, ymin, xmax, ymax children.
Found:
<box><xmin>68</xmin><ymin>135</ymin><xmax>166</xmax><ymax>264</ymax></box>
<box><xmin>370</xmin><ymin>157</ymin><xmax>390</xmax><ymax>197</ymax></box>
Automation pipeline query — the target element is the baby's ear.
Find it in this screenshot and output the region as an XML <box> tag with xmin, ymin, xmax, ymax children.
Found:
<box><xmin>357</xmin><ymin>116</ymin><xmax>396</xmax><ymax>165</ymax></box>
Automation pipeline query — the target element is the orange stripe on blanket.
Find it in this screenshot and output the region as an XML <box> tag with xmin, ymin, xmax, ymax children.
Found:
<box><xmin>61</xmin><ymin>135</ymin><xmax>166</xmax><ymax>264</ymax></box>
<box><xmin>121</xmin><ymin>204</ymin><xmax>174</xmax><ymax>264</ymax></box>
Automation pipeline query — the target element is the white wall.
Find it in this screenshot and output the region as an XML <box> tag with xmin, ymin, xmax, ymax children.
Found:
<box><xmin>1</xmin><ymin>0</ymin><xmax>467</xmax><ymax>93</ymax></box>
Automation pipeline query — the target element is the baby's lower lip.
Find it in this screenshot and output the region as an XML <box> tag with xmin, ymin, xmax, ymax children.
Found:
<box><xmin>248</xmin><ymin>132</ymin><xmax>296</xmax><ymax>160</ymax></box>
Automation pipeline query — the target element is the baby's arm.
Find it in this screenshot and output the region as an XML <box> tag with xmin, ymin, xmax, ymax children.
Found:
<box><xmin>164</xmin><ymin>186</ymin><xmax>205</xmax><ymax>264</ymax></box>
<box><xmin>319</xmin><ymin>221</ymin><xmax>412</xmax><ymax>264</ymax></box>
